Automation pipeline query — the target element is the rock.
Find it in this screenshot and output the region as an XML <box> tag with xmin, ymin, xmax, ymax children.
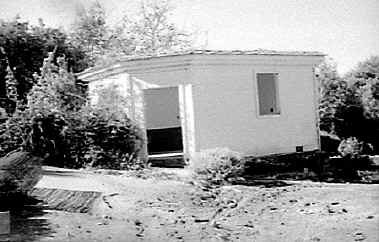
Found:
<box><xmin>328</xmin><ymin>208</ymin><xmax>336</xmax><ymax>213</ymax></box>
<box><xmin>194</xmin><ymin>218</ymin><xmax>209</xmax><ymax>223</ymax></box>
<box><xmin>327</xmin><ymin>205</ymin><xmax>336</xmax><ymax>214</ymax></box>
<box><xmin>134</xmin><ymin>219</ymin><xmax>142</xmax><ymax>226</ymax></box>
<box><xmin>342</xmin><ymin>208</ymin><xmax>348</xmax><ymax>213</ymax></box>
<box><xmin>331</xmin><ymin>202</ymin><xmax>339</xmax><ymax>205</ymax></box>
<box><xmin>367</xmin><ymin>215</ymin><xmax>374</xmax><ymax>219</ymax></box>
<box><xmin>354</xmin><ymin>232</ymin><xmax>366</xmax><ymax>241</ymax></box>
<box><xmin>244</xmin><ymin>221</ymin><xmax>254</xmax><ymax>228</ymax></box>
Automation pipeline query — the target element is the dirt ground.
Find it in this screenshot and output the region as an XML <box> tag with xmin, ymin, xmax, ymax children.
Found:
<box><xmin>5</xmin><ymin>166</ymin><xmax>379</xmax><ymax>242</ymax></box>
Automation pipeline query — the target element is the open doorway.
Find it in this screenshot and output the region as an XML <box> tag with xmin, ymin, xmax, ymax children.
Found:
<box><xmin>143</xmin><ymin>86</ymin><xmax>183</xmax><ymax>155</ymax></box>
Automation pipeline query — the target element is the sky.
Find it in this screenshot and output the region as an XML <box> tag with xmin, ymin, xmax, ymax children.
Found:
<box><xmin>0</xmin><ymin>0</ymin><xmax>378</xmax><ymax>74</ymax></box>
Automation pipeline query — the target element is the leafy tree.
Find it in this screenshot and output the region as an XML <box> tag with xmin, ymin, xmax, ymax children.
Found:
<box><xmin>346</xmin><ymin>56</ymin><xmax>379</xmax><ymax>81</ymax></box>
<box><xmin>116</xmin><ymin>0</ymin><xmax>193</xmax><ymax>56</ymax></box>
<box><xmin>5</xmin><ymin>64</ymin><xmax>18</xmax><ymax>103</ymax></box>
<box><xmin>70</xmin><ymin>1</ymin><xmax>109</xmax><ymax>65</ymax></box>
<box><xmin>318</xmin><ymin>56</ymin><xmax>379</xmax><ymax>153</ymax></box>
<box><xmin>69</xmin><ymin>0</ymin><xmax>194</xmax><ymax>65</ymax></box>
<box><xmin>0</xmin><ymin>17</ymin><xmax>88</xmax><ymax>102</ymax></box>
<box><xmin>346</xmin><ymin>56</ymin><xmax>379</xmax><ymax>152</ymax></box>
<box><xmin>324</xmin><ymin>56</ymin><xmax>379</xmax><ymax>153</ymax></box>
<box><xmin>0</xmin><ymin>51</ymin><xmax>144</xmax><ymax>169</ymax></box>
<box><xmin>317</xmin><ymin>58</ymin><xmax>348</xmax><ymax>133</ymax></box>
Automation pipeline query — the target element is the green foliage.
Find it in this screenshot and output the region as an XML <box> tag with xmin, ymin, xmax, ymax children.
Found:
<box><xmin>318</xmin><ymin>56</ymin><xmax>379</xmax><ymax>153</ymax></box>
<box><xmin>0</xmin><ymin>52</ymin><xmax>144</xmax><ymax>170</ymax></box>
<box><xmin>70</xmin><ymin>0</ymin><xmax>194</xmax><ymax>65</ymax></box>
<box><xmin>318</xmin><ymin>59</ymin><xmax>348</xmax><ymax>133</ymax></box>
<box><xmin>94</xmin><ymin>83</ymin><xmax>130</xmax><ymax>117</ymax></box>
<box><xmin>338</xmin><ymin>137</ymin><xmax>364</xmax><ymax>158</ymax></box>
<box><xmin>346</xmin><ymin>56</ymin><xmax>379</xmax><ymax>81</ymax></box>
<box><xmin>5</xmin><ymin>64</ymin><xmax>17</xmax><ymax>102</ymax></box>
<box><xmin>0</xmin><ymin>17</ymin><xmax>89</xmax><ymax>102</ymax></box>
<box><xmin>191</xmin><ymin>148</ymin><xmax>245</xmax><ymax>187</ymax></box>
<box><xmin>70</xmin><ymin>2</ymin><xmax>109</xmax><ymax>65</ymax></box>
<box><xmin>115</xmin><ymin>0</ymin><xmax>193</xmax><ymax>56</ymax></box>
<box><xmin>359</xmin><ymin>78</ymin><xmax>379</xmax><ymax>119</ymax></box>
<box><xmin>62</xmin><ymin>107</ymin><xmax>144</xmax><ymax>169</ymax></box>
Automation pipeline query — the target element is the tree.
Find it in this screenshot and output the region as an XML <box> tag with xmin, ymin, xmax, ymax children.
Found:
<box><xmin>345</xmin><ymin>56</ymin><xmax>379</xmax><ymax>152</ymax></box>
<box><xmin>0</xmin><ymin>17</ymin><xmax>88</xmax><ymax>102</ymax></box>
<box><xmin>346</xmin><ymin>56</ymin><xmax>379</xmax><ymax>81</ymax></box>
<box><xmin>70</xmin><ymin>1</ymin><xmax>109</xmax><ymax>65</ymax></box>
<box><xmin>317</xmin><ymin>58</ymin><xmax>348</xmax><ymax>133</ymax></box>
<box><xmin>68</xmin><ymin>0</ymin><xmax>194</xmax><ymax>65</ymax></box>
<box><xmin>109</xmin><ymin>0</ymin><xmax>193</xmax><ymax>57</ymax></box>
<box><xmin>5</xmin><ymin>64</ymin><xmax>18</xmax><ymax>103</ymax></box>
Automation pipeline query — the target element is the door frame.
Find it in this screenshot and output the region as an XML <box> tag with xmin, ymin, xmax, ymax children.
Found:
<box><xmin>143</xmin><ymin>85</ymin><xmax>184</xmax><ymax>155</ymax></box>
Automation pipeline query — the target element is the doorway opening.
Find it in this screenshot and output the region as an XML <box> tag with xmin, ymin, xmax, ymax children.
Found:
<box><xmin>143</xmin><ymin>86</ymin><xmax>183</xmax><ymax>155</ymax></box>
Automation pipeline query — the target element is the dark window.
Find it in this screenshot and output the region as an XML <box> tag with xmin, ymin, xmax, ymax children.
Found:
<box><xmin>257</xmin><ymin>73</ymin><xmax>280</xmax><ymax>115</ymax></box>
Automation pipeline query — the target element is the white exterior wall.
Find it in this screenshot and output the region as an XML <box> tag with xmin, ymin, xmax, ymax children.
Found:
<box><xmin>81</xmin><ymin>54</ymin><xmax>323</xmax><ymax>158</ymax></box>
<box><xmin>191</xmin><ymin>64</ymin><xmax>319</xmax><ymax>155</ymax></box>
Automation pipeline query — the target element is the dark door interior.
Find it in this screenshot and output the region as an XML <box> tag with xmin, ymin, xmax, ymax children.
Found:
<box><xmin>143</xmin><ymin>87</ymin><xmax>183</xmax><ymax>155</ymax></box>
<box><xmin>147</xmin><ymin>127</ymin><xmax>183</xmax><ymax>154</ymax></box>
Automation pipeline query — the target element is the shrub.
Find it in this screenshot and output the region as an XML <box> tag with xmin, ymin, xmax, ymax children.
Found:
<box><xmin>338</xmin><ymin>137</ymin><xmax>363</xmax><ymax>159</ymax></box>
<box><xmin>0</xmin><ymin>52</ymin><xmax>145</xmax><ymax>170</ymax></box>
<box><xmin>336</xmin><ymin>137</ymin><xmax>374</xmax><ymax>178</ymax></box>
<box><xmin>63</xmin><ymin>107</ymin><xmax>144</xmax><ymax>169</ymax></box>
<box><xmin>191</xmin><ymin>148</ymin><xmax>245</xmax><ymax>187</ymax></box>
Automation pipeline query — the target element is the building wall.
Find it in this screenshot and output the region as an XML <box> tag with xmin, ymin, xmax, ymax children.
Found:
<box><xmin>190</xmin><ymin>64</ymin><xmax>319</xmax><ymax>155</ymax></box>
<box><xmin>84</xmin><ymin>55</ymin><xmax>321</xmax><ymax>157</ymax></box>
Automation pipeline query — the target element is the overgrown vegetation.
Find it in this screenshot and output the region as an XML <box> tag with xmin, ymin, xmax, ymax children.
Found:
<box><xmin>0</xmin><ymin>17</ymin><xmax>88</xmax><ymax>104</ymax></box>
<box><xmin>70</xmin><ymin>0</ymin><xmax>194</xmax><ymax>66</ymax></box>
<box><xmin>191</xmin><ymin>148</ymin><xmax>245</xmax><ymax>187</ymax></box>
<box><xmin>318</xmin><ymin>56</ymin><xmax>379</xmax><ymax>155</ymax></box>
<box><xmin>0</xmin><ymin>52</ymin><xmax>144</xmax><ymax>169</ymax></box>
<box><xmin>0</xmin><ymin>0</ymin><xmax>193</xmax><ymax>171</ymax></box>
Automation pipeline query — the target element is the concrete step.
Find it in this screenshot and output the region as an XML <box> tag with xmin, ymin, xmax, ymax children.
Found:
<box><xmin>148</xmin><ymin>153</ymin><xmax>186</xmax><ymax>168</ymax></box>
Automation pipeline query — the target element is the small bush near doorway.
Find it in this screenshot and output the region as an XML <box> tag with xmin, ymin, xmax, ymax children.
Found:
<box><xmin>191</xmin><ymin>148</ymin><xmax>245</xmax><ymax>187</ymax></box>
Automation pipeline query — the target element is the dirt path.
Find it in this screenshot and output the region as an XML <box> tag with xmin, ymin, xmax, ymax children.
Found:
<box><xmin>8</xmin><ymin>167</ymin><xmax>379</xmax><ymax>242</ymax></box>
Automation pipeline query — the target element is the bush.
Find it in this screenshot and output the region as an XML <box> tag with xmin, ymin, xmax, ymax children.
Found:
<box><xmin>335</xmin><ymin>137</ymin><xmax>374</xmax><ymax>179</ymax></box>
<box><xmin>63</xmin><ymin>107</ymin><xmax>144</xmax><ymax>169</ymax></box>
<box><xmin>338</xmin><ymin>137</ymin><xmax>364</xmax><ymax>158</ymax></box>
<box><xmin>0</xmin><ymin>53</ymin><xmax>145</xmax><ymax>170</ymax></box>
<box><xmin>191</xmin><ymin>148</ymin><xmax>245</xmax><ymax>187</ymax></box>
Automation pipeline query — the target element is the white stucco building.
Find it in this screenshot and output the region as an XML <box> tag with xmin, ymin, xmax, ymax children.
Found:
<box><xmin>78</xmin><ymin>50</ymin><xmax>324</xmax><ymax>163</ymax></box>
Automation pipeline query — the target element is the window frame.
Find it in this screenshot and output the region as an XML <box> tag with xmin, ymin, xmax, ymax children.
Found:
<box><xmin>253</xmin><ymin>71</ymin><xmax>281</xmax><ymax>118</ymax></box>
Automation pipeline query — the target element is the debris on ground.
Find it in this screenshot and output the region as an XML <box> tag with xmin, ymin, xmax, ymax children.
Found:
<box><xmin>30</xmin><ymin>187</ymin><xmax>101</xmax><ymax>213</ymax></box>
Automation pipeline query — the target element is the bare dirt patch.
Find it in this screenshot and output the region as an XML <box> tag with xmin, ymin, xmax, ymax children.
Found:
<box><xmin>6</xmin><ymin>166</ymin><xmax>379</xmax><ymax>242</ymax></box>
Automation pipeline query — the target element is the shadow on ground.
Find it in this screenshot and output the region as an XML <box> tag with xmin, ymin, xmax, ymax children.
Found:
<box><xmin>42</xmin><ymin>169</ymin><xmax>79</xmax><ymax>177</ymax></box>
<box><xmin>1</xmin><ymin>195</ymin><xmax>54</xmax><ymax>242</ymax></box>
